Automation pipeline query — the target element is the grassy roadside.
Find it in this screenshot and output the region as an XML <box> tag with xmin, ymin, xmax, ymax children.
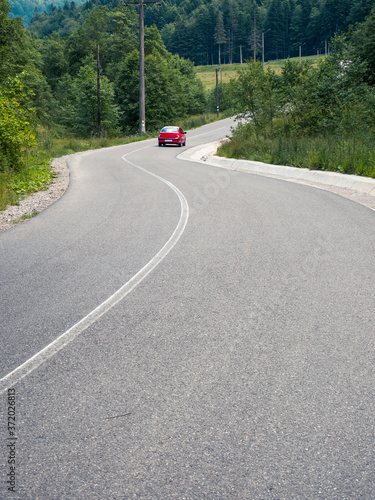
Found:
<box><xmin>218</xmin><ymin>132</ymin><xmax>375</xmax><ymax>178</ymax></box>
<box><xmin>0</xmin><ymin>153</ymin><xmax>54</xmax><ymax>212</ymax></box>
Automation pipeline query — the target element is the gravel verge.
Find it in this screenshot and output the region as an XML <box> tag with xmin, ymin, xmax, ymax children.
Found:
<box><xmin>0</xmin><ymin>156</ymin><xmax>70</xmax><ymax>233</ymax></box>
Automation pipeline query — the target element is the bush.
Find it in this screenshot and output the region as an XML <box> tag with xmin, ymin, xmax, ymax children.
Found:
<box><xmin>0</xmin><ymin>77</ymin><xmax>37</xmax><ymax>174</ymax></box>
<box><xmin>220</xmin><ymin>50</ymin><xmax>375</xmax><ymax>178</ymax></box>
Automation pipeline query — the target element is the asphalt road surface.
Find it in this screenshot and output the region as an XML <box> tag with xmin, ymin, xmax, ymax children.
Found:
<box><xmin>1</xmin><ymin>119</ymin><xmax>375</xmax><ymax>499</ymax></box>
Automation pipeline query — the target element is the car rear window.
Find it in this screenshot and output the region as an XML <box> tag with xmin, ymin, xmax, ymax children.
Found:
<box><xmin>161</xmin><ymin>127</ymin><xmax>179</xmax><ymax>133</ymax></box>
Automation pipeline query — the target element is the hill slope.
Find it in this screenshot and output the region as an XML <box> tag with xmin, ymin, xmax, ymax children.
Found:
<box><xmin>27</xmin><ymin>0</ymin><xmax>375</xmax><ymax>64</ymax></box>
<box><xmin>9</xmin><ymin>0</ymin><xmax>86</xmax><ymax>25</ymax></box>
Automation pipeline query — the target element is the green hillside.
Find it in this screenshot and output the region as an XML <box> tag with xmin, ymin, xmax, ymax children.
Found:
<box><xmin>9</xmin><ymin>0</ymin><xmax>86</xmax><ymax>25</ymax></box>
<box><xmin>145</xmin><ymin>0</ymin><xmax>374</xmax><ymax>65</ymax></box>
<box><xmin>26</xmin><ymin>0</ymin><xmax>375</xmax><ymax>65</ymax></box>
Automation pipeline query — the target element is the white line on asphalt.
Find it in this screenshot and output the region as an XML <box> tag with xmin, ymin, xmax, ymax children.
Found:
<box><xmin>0</xmin><ymin>149</ymin><xmax>189</xmax><ymax>394</ymax></box>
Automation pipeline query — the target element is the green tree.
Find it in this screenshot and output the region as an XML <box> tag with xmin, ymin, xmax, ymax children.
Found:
<box><xmin>115</xmin><ymin>50</ymin><xmax>139</xmax><ymax>133</ymax></box>
<box><xmin>115</xmin><ymin>43</ymin><xmax>207</xmax><ymax>133</ymax></box>
<box><xmin>352</xmin><ymin>5</ymin><xmax>375</xmax><ymax>84</ymax></box>
<box><xmin>265</xmin><ymin>0</ymin><xmax>291</xmax><ymax>60</ymax></box>
<box><xmin>0</xmin><ymin>76</ymin><xmax>37</xmax><ymax>173</ymax></box>
<box><xmin>66</xmin><ymin>6</ymin><xmax>110</xmax><ymax>76</ymax></box>
<box><xmin>41</xmin><ymin>32</ymin><xmax>68</xmax><ymax>92</ymax></box>
<box><xmin>57</xmin><ymin>64</ymin><xmax>119</xmax><ymax>137</ymax></box>
<box><xmin>231</xmin><ymin>61</ymin><xmax>266</xmax><ymax>131</ymax></box>
<box><xmin>1</xmin><ymin>0</ymin><xmax>28</xmax><ymax>81</ymax></box>
<box><xmin>347</xmin><ymin>0</ymin><xmax>374</xmax><ymax>24</ymax></box>
<box><xmin>290</xmin><ymin>2</ymin><xmax>312</xmax><ymax>48</ymax></box>
<box><xmin>105</xmin><ymin>10</ymin><xmax>138</xmax><ymax>81</ymax></box>
<box><xmin>280</xmin><ymin>59</ymin><xmax>318</xmax><ymax>136</ymax></box>
<box><xmin>318</xmin><ymin>0</ymin><xmax>352</xmax><ymax>40</ymax></box>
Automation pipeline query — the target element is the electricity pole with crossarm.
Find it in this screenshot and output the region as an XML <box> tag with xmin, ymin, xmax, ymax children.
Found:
<box><xmin>123</xmin><ymin>0</ymin><xmax>161</xmax><ymax>135</ymax></box>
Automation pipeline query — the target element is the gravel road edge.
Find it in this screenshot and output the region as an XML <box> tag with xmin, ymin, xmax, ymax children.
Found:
<box><xmin>0</xmin><ymin>156</ymin><xmax>70</xmax><ymax>233</ymax></box>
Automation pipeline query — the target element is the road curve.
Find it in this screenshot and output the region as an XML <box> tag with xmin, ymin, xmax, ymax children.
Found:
<box><xmin>1</xmin><ymin>118</ymin><xmax>374</xmax><ymax>499</ymax></box>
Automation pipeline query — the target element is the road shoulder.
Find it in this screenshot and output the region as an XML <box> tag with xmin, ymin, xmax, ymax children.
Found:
<box><xmin>0</xmin><ymin>156</ymin><xmax>70</xmax><ymax>233</ymax></box>
<box><xmin>179</xmin><ymin>140</ymin><xmax>375</xmax><ymax>212</ymax></box>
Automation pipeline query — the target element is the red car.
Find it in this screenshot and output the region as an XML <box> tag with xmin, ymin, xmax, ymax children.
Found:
<box><xmin>158</xmin><ymin>126</ymin><xmax>187</xmax><ymax>147</ymax></box>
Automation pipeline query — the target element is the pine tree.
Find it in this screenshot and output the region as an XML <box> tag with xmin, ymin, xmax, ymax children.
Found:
<box><xmin>214</xmin><ymin>10</ymin><xmax>226</xmax><ymax>70</ymax></box>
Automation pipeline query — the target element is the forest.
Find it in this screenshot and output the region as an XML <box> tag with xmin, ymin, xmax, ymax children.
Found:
<box><xmin>9</xmin><ymin>0</ymin><xmax>86</xmax><ymax>26</ymax></box>
<box><xmin>27</xmin><ymin>0</ymin><xmax>375</xmax><ymax>63</ymax></box>
<box><xmin>1</xmin><ymin>0</ymin><xmax>375</xmax><ymax>210</ymax></box>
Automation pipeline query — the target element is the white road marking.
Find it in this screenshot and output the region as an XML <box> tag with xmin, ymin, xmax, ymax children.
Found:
<box><xmin>0</xmin><ymin>149</ymin><xmax>189</xmax><ymax>394</ymax></box>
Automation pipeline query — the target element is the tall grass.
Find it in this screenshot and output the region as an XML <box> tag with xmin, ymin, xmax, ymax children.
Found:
<box><xmin>0</xmin><ymin>152</ymin><xmax>54</xmax><ymax>211</ymax></box>
<box><xmin>0</xmin><ymin>174</ymin><xmax>18</xmax><ymax>211</ymax></box>
<box><xmin>219</xmin><ymin>130</ymin><xmax>375</xmax><ymax>178</ymax></box>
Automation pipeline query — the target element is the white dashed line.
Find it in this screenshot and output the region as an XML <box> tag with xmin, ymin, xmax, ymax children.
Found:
<box><xmin>0</xmin><ymin>147</ymin><xmax>189</xmax><ymax>394</ymax></box>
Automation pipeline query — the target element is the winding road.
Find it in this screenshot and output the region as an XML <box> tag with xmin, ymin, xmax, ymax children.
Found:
<box><xmin>1</xmin><ymin>118</ymin><xmax>374</xmax><ymax>498</ymax></box>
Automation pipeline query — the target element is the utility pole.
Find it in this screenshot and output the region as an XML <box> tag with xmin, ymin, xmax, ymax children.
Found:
<box><xmin>123</xmin><ymin>0</ymin><xmax>161</xmax><ymax>135</ymax></box>
<box><xmin>216</xmin><ymin>69</ymin><xmax>219</xmax><ymax>118</ymax></box>
<box><xmin>240</xmin><ymin>45</ymin><xmax>243</xmax><ymax>64</ymax></box>
<box><xmin>138</xmin><ymin>0</ymin><xmax>145</xmax><ymax>135</ymax></box>
<box><xmin>253</xmin><ymin>14</ymin><xmax>257</xmax><ymax>61</ymax></box>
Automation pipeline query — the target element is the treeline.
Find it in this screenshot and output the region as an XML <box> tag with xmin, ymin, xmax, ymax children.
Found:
<box><xmin>29</xmin><ymin>0</ymin><xmax>119</xmax><ymax>37</ymax></box>
<box><xmin>218</xmin><ymin>6</ymin><xmax>375</xmax><ymax>178</ymax></box>
<box><xmin>9</xmin><ymin>0</ymin><xmax>86</xmax><ymax>26</ymax></box>
<box><xmin>29</xmin><ymin>0</ymin><xmax>375</xmax><ymax>65</ymax></box>
<box><xmin>154</xmin><ymin>0</ymin><xmax>375</xmax><ymax>65</ymax></box>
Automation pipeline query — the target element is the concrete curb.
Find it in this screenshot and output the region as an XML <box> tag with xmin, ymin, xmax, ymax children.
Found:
<box><xmin>178</xmin><ymin>140</ymin><xmax>375</xmax><ymax>198</ymax></box>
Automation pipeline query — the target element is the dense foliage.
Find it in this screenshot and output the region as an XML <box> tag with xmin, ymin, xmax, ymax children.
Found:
<box><xmin>26</xmin><ymin>0</ymin><xmax>375</xmax><ymax>66</ymax></box>
<box><xmin>0</xmin><ymin>0</ymin><xmax>38</xmax><ymax>172</ymax></box>
<box><xmin>152</xmin><ymin>0</ymin><xmax>374</xmax><ymax>64</ymax></box>
<box><xmin>9</xmin><ymin>0</ymin><xmax>86</xmax><ymax>26</ymax></box>
<box><xmin>219</xmin><ymin>8</ymin><xmax>375</xmax><ymax>178</ymax></box>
